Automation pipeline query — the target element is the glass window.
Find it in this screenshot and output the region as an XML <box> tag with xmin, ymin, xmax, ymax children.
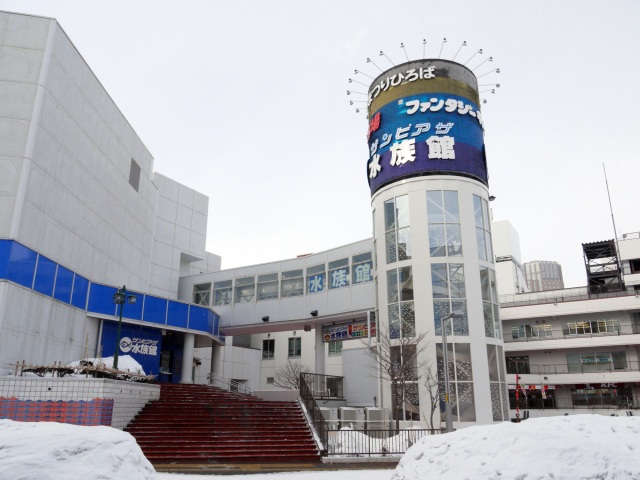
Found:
<box><xmin>262</xmin><ymin>339</ymin><xmax>275</xmax><ymax>359</ymax></box>
<box><xmin>384</xmin><ymin>195</ymin><xmax>411</xmax><ymax>263</ymax></box>
<box><xmin>352</xmin><ymin>252</ymin><xmax>373</xmax><ymax>284</ymax></box>
<box><xmin>329</xmin><ymin>340</ymin><xmax>343</xmax><ymax>356</ymax></box>
<box><xmin>432</xmin><ymin>264</ymin><xmax>468</xmax><ymax>336</ymax></box>
<box><xmin>288</xmin><ymin>337</ymin><xmax>302</xmax><ymax>358</ymax></box>
<box><xmin>257</xmin><ymin>273</ymin><xmax>279</xmax><ymax>301</ymax></box>
<box><xmin>193</xmin><ymin>283</ymin><xmax>211</xmax><ymax>306</ymax></box>
<box><xmin>387</xmin><ymin>266</ymin><xmax>415</xmax><ymax>339</ymax></box>
<box><xmin>329</xmin><ymin>258</ymin><xmax>350</xmax><ymax>289</ymax></box>
<box><xmin>427</xmin><ymin>191</ymin><xmax>462</xmax><ymax>257</ymax></box>
<box><xmin>307</xmin><ymin>264</ymin><xmax>326</xmax><ymax>294</ymax></box>
<box><xmin>474</xmin><ymin>194</ymin><xmax>493</xmax><ymax>261</ymax></box>
<box><xmin>213</xmin><ymin>280</ymin><xmax>232</xmax><ymax>306</ymax></box>
<box><xmin>436</xmin><ymin>342</ymin><xmax>475</xmax><ymax>422</ymax></box>
<box><xmin>281</xmin><ymin>269</ymin><xmax>303</xmax><ymax>297</ymax></box>
<box><xmin>234</xmin><ymin>276</ymin><xmax>255</xmax><ymax>304</ymax></box>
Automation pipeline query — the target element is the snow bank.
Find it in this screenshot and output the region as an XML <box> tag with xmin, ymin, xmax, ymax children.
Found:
<box><xmin>393</xmin><ymin>415</ymin><xmax>640</xmax><ymax>480</ymax></box>
<box><xmin>0</xmin><ymin>420</ymin><xmax>156</xmax><ymax>480</ymax></box>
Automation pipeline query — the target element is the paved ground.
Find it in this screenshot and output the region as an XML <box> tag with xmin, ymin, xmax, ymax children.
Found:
<box><xmin>154</xmin><ymin>460</ymin><xmax>400</xmax><ymax>475</ymax></box>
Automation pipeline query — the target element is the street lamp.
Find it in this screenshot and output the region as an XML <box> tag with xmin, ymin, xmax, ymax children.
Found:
<box><xmin>112</xmin><ymin>285</ymin><xmax>137</xmax><ymax>370</ymax></box>
<box><xmin>441</xmin><ymin>310</ymin><xmax>463</xmax><ymax>433</ymax></box>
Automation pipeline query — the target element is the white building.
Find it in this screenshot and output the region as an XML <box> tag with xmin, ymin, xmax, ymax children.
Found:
<box><xmin>524</xmin><ymin>260</ymin><xmax>565</xmax><ymax>292</ymax></box>
<box><xmin>0</xmin><ymin>11</ymin><xmax>222</xmax><ymax>382</ymax></box>
<box><xmin>500</xmin><ymin>233</ymin><xmax>640</xmax><ymax>418</ymax></box>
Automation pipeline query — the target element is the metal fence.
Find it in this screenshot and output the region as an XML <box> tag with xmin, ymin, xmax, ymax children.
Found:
<box><xmin>327</xmin><ymin>428</ymin><xmax>445</xmax><ymax>457</ymax></box>
<box><xmin>207</xmin><ymin>372</ymin><xmax>251</xmax><ymax>395</ymax></box>
<box><xmin>506</xmin><ymin>360</ymin><xmax>640</xmax><ymax>375</ymax></box>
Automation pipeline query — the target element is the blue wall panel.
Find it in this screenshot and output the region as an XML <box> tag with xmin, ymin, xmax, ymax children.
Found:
<box><xmin>53</xmin><ymin>265</ymin><xmax>73</xmax><ymax>303</ymax></box>
<box><xmin>71</xmin><ymin>275</ymin><xmax>89</xmax><ymax>309</ymax></box>
<box><xmin>33</xmin><ymin>256</ymin><xmax>56</xmax><ymax>296</ymax></box>
<box><xmin>0</xmin><ymin>240</ymin><xmax>10</xmax><ymax>279</ymax></box>
<box><xmin>7</xmin><ymin>242</ymin><xmax>37</xmax><ymax>288</ymax></box>
<box><xmin>142</xmin><ymin>296</ymin><xmax>167</xmax><ymax>324</ymax></box>
<box><xmin>167</xmin><ymin>301</ymin><xmax>188</xmax><ymax>328</ymax></box>
<box><xmin>188</xmin><ymin>305</ymin><xmax>208</xmax><ymax>332</ymax></box>
<box><xmin>87</xmin><ymin>283</ymin><xmax>117</xmax><ymax>316</ymax></box>
<box><xmin>124</xmin><ymin>291</ymin><xmax>143</xmax><ymax>321</ymax></box>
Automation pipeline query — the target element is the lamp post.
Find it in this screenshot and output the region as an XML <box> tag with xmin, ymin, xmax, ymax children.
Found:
<box><xmin>441</xmin><ymin>310</ymin><xmax>463</xmax><ymax>433</ymax></box>
<box><xmin>112</xmin><ymin>285</ymin><xmax>137</xmax><ymax>370</ymax></box>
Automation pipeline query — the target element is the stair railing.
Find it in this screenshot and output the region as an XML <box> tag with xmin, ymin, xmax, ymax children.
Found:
<box><xmin>299</xmin><ymin>372</ymin><xmax>328</xmax><ymax>455</ymax></box>
<box><xmin>207</xmin><ymin>372</ymin><xmax>251</xmax><ymax>395</ymax></box>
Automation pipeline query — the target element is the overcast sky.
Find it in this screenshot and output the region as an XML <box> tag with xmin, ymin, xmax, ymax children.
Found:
<box><xmin>1</xmin><ymin>0</ymin><xmax>638</xmax><ymax>288</ymax></box>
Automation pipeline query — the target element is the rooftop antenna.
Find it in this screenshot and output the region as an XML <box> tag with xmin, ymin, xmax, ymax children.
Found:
<box><xmin>603</xmin><ymin>164</ymin><xmax>624</xmax><ymax>279</ymax></box>
<box><xmin>438</xmin><ymin>37</ymin><xmax>447</xmax><ymax>59</ymax></box>
<box><xmin>463</xmin><ymin>48</ymin><xmax>482</xmax><ymax>66</ymax></box>
<box><xmin>366</xmin><ymin>57</ymin><xmax>383</xmax><ymax>72</ymax></box>
<box><xmin>400</xmin><ymin>42</ymin><xmax>410</xmax><ymax>62</ymax></box>
<box><xmin>451</xmin><ymin>40</ymin><xmax>467</xmax><ymax>61</ymax></box>
<box><xmin>422</xmin><ymin>38</ymin><xmax>427</xmax><ymax>58</ymax></box>
<box><xmin>379</xmin><ymin>50</ymin><xmax>394</xmax><ymax>67</ymax></box>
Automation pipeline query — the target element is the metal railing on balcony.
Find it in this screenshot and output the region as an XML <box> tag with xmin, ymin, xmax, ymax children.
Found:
<box><xmin>500</xmin><ymin>286</ymin><xmax>639</xmax><ymax>308</ymax></box>
<box><xmin>507</xmin><ymin>360</ymin><xmax>640</xmax><ymax>376</ymax></box>
<box><xmin>503</xmin><ymin>326</ymin><xmax>640</xmax><ymax>343</ymax></box>
<box><xmin>207</xmin><ymin>372</ymin><xmax>251</xmax><ymax>395</ymax></box>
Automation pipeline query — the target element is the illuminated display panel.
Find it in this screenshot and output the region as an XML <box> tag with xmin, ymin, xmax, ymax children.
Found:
<box><xmin>366</xmin><ymin>60</ymin><xmax>488</xmax><ymax>195</ymax></box>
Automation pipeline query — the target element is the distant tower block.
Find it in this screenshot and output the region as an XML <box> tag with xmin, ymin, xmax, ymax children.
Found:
<box><xmin>524</xmin><ymin>260</ymin><xmax>565</xmax><ymax>292</ymax></box>
<box><xmin>366</xmin><ymin>58</ymin><xmax>508</xmax><ymax>427</ymax></box>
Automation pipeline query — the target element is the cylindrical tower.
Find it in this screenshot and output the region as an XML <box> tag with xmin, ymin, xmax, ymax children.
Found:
<box><xmin>367</xmin><ymin>59</ymin><xmax>508</xmax><ymax>427</ymax></box>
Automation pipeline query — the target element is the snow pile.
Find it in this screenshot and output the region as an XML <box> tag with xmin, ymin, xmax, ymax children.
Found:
<box><xmin>393</xmin><ymin>415</ymin><xmax>640</xmax><ymax>480</ymax></box>
<box><xmin>0</xmin><ymin>420</ymin><xmax>157</xmax><ymax>480</ymax></box>
<box><xmin>67</xmin><ymin>355</ymin><xmax>146</xmax><ymax>374</ymax></box>
<box><xmin>330</xmin><ymin>427</ymin><xmax>424</xmax><ymax>456</ymax></box>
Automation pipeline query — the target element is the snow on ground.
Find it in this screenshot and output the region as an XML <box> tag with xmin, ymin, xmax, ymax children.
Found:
<box><xmin>0</xmin><ymin>419</ymin><xmax>156</xmax><ymax>480</ymax></box>
<box><xmin>156</xmin><ymin>470</ymin><xmax>394</xmax><ymax>480</ymax></box>
<box><xmin>2</xmin><ymin>415</ymin><xmax>640</xmax><ymax>479</ymax></box>
<box><xmin>393</xmin><ymin>414</ymin><xmax>640</xmax><ymax>480</ymax></box>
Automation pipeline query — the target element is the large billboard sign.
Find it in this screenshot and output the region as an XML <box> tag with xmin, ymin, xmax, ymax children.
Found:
<box><xmin>366</xmin><ymin>60</ymin><xmax>488</xmax><ymax>195</ymax></box>
<box><xmin>323</xmin><ymin>320</ymin><xmax>376</xmax><ymax>342</ymax></box>
<box><xmin>101</xmin><ymin>321</ymin><xmax>162</xmax><ymax>376</ymax></box>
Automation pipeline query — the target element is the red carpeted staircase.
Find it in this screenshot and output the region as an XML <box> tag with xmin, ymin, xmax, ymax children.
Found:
<box><xmin>124</xmin><ymin>383</ymin><xmax>321</xmax><ymax>464</ymax></box>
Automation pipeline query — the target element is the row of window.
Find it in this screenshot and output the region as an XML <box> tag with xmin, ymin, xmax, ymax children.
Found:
<box><xmin>506</xmin><ymin>351</ymin><xmax>628</xmax><ymax>374</ymax></box>
<box><xmin>510</xmin><ymin>318</ymin><xmax>621</xmax><ymax>339</ymax></box>
<box><xmin>261</xmin><ymin>338</ymin><xmax>343</xmax><ymax>359</ymax></box>
<box><xmin>385</xmin><ymin>263</ymin><xmax>500</xmax><ymax>341</ymax></box>
<box><xmin>193</xmin><ymin>253</ymin><xmax>373</xmax><ymax>306</ymax></box>
<box><xmin>383</xmin><ymin>191</ymin><xmax>493</xmax><ymax>265</ymax></box>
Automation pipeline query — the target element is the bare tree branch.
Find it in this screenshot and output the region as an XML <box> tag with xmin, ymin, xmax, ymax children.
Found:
<box><xmin>273</xmin><ymin>360</ymin><xmax>310</xmax><ymax>390</ymax></box>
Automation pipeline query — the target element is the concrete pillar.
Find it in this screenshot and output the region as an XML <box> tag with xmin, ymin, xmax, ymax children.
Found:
<box><xmin>315</xmin><ymin>326</ymin><xmax>325</xmax><ymax>376</ymax></box>
<box><xmin>180</xmin><ymin>332</ymin><xmax>195</xmax><ymax>384</ymax></box>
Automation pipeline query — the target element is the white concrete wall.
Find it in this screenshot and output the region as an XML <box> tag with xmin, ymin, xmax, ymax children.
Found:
<box><xmin>0</xmin><ymin>283</ymin><xmax>99</xmax><ymax>373</ymax></box>
<box><xmin>149</xmin><ymin>173</ymin><xmax>209</xmax><ymax>299</ymax></box>
<box><xmin>0</xmin><ymin>377</ymin><xmax>160</xmax><ymax>429</ymax></box>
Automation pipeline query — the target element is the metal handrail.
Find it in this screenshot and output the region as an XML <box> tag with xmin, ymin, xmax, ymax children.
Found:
<box><xmin>207</xmin><ymin>372</ymin><xmax>251</xmax><ymax>395</ymax></box>
<box><xmin>300</xmin><ymin>372</ymin><xmax>329</xmax><ymax>455</ymax></box>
